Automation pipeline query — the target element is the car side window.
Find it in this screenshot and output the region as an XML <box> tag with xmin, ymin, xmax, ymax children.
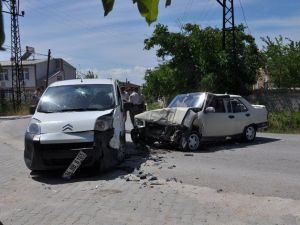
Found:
<box><xmin>207</xmin><ymin>97</ymin><xmax>226</xmax><ymax>113</ymax></box>
<box><xmin>229</xmin><ymin>99</ymin><xmax>248</xmax><ymax>113</ymax></box>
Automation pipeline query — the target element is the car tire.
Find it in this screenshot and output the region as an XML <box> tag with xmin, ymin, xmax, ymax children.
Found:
<box><xmin>130</xmin><ymin>128</ymin><xmax>140</xmax><ymax>145</ymax></box>
<box><xmin>181</xmin><ymin>131</ymin><xmax>201</xmax><ymax>151</ymax></box>
<box><xmin>242</xmin><ymin>125</ymin><xmax>256</xmax><ymax>142</ymax></box>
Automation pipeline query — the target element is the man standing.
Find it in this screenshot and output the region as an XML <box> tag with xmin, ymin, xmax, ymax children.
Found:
<box><xmin>129</xmin><ymin>87</ymin><xmax>144</xmax><ymax>127</ymax></box>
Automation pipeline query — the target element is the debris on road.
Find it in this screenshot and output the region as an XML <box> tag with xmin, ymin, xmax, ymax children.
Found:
<box><xmin>168</xmin><ymin>165</ymin><xmax>176</xmax><ymax>169</ymax></box>
<box><xmin>184</xmin><ymin>153</ymin><xmax>194</xmax><ymax>156</ymax></box>
<box><xmin>217</xmin><ymin>189</ymin><xmax>223</xmax><ymax>193</ymax></box>
<box><xmin>166</xmin><ymin>177</ymin><xmax>178</xmax><ymax>182</ymax></box>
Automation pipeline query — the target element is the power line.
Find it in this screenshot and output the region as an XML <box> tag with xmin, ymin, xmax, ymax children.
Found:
<box><xmin>238</xmin><ymin>0</ymin><xmax>251</xmax><ymax>34</ymax></box>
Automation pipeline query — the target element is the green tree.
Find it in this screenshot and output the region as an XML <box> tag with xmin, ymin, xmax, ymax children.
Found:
<box><xmin>261</xmin><ymin>36</ymin><xmax>300</xmax><ymax>88</ymax></box>
<box><xmin>142</xmin><ymin>64</ymin><xmax>175</xmax><ymax>103</ymax></box>
<box><xmin>84</xmin><ymin>70</ymin><xmax>98</xmax><ymax>79</ymax></box>
<box><xmin>102</xmin><ymin>0</ymin><xmax>171</xmax><ymax>25</ymax></box>
<box><xmin>143</xmin><ymin>23</ymin><xmax>261</xmax><ymax>102</ymax></box>
<box><xmin>0</xmin><ymin>1</ymin><xmax>5</xmax><ymax>50</ymax></box>
<box><xmin>0</xmin><ymin>0</ymin><xmax>172</xmax><ymax>50</ymax></box>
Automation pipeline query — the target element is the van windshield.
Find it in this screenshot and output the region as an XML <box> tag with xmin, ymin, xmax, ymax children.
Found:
<box><xmin>37</xmin><ymin>84</ymin><xmax>115</xmax><ymax>113</ymax></box>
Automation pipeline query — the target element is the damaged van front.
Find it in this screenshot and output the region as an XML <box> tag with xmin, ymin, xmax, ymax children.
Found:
<box><xmin>24</xmin><ymin>79</ymin><xmax>126</xmax><ymax>171</ymax></box>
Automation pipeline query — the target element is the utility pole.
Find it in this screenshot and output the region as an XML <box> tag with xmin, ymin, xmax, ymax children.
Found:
<box><xmin>2</xmin><ymin>0</ymin><xmax>25</xmax><ymax>111</ymax></box>
<box><xmin>216</xmin><ymin>0</ymin><xmax>236</xmax><ymax>52</ymax></box>
<box><xmin>46</xmin><ymin>49</ymin><xmax>51</xmax><ymax>87</ymax></box>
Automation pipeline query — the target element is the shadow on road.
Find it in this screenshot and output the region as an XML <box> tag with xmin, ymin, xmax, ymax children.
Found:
<box><xmin>30</xmin><ymin>142</ymin><xmax>150</xmax><ymax>185</ymax></box>
<box><xmin>198</xmin><ymin>136</ymin><xmax>281</xmax><ymax>153</ymax></box>
<box><xmin>151</xmin><ymin>136</ymin><xmax>281</xmax><ymax>154</ymax></box>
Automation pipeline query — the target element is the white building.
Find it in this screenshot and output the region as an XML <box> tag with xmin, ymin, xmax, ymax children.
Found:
<box><xmin>0</xmin><ymin>58</ymin><xmax>76</xmax><ymax>93</ymax></box>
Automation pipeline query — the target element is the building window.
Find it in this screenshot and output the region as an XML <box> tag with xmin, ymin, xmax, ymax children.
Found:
<box><xmin>23</xmin><ymin>68</ymin><xmax>30</xmax><ymax>80</ymax></box>
<box><xmin>0</xmin><ymin>69</ymin><xmax>8</xmax><ymax>81</ymax></box>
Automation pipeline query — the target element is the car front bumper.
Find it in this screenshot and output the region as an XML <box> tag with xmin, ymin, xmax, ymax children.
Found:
<box><xmin>24</xmin><ymin>130</ymin><xmax>115</xmax><ymax>171</ymax></box>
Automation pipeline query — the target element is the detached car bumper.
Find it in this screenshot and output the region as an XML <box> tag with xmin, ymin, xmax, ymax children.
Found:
<box><xmin>24</xmin><ymin>130</ymin><xmax>114</xmax><ymax>170</ymax></box>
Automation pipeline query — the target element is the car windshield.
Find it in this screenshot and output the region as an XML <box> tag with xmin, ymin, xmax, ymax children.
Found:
<box><xmin>168</xmin><ymin>92</ymin><xmax>206</xmax><ymax>108</ymax></box>
<box><xmin>37</xmin><ymin>84</ymin><xmax>115</xmax><ymax>113</ymax></box>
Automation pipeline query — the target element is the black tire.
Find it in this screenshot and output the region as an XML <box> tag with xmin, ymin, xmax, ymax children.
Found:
<box><xmin>181</xmin><ymin>131</ymin><xmax>201</xmax><ymax>151</ymax></box>
<box><xmin>130</xmin><ymin>128</ymin><xmax>140</xmax><ymax>145</ymax></box>
<box><xmin>242</xmin><ymin>125</ymin><xmax>256</xmax><ymax>142</ymax></box>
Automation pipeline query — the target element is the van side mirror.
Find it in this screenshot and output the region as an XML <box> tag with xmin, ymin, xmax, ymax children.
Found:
<box><xmin>29</xmin><ymin>105</ymin><xmax>36</xmax><ymax>115</ymax></box>
<box><xmin>204</xmin><ymin>107</ymin><xmax>215</xmax><ymax>113</ymax></box>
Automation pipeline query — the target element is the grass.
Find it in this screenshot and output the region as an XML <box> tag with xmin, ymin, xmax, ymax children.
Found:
<box><xmin>0</xmin><ymin>102</ymin><xmax>32</xmax><ymax>116</ymax></box>
<box><xmin>146</xmin><ymin>101</ymin><xmax>162</xmax><ymax>111</ymax></box>
<box><xmin>266</xmin><ymin>111</ymin><xmax>300</xmax><ymax>134</ymax></box>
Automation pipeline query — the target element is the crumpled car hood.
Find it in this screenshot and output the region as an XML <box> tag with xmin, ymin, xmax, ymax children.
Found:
<box><xmin>135</xmin><ymin>107</ymin><xmax>190</xmax><ymax>126</ymax></box>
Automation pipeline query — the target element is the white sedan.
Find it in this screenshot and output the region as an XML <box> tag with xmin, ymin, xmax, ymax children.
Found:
<box><xmin>132</xmin><ymin>92</ymin><xmax>268</xmax><ymax>151</ymax></box>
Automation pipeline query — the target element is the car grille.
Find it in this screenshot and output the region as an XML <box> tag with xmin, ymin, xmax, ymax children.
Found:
<box><xmin>41</xmin><ymin>142</ymin><xmax>94</xmax><ymax>151</ymax></box>
<box><xmin>40</xmin><ymin>142</ymin><xmax>95</xmax><ymax>166</ymax></box>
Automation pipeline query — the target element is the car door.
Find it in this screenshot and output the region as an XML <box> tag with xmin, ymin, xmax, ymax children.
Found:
<box><xmin>201</xmin><ymin>96</ymin><xmax>235</xmax><ymax>137</ymax></box>
<box><xmin>227</xmin><ymin>98</ymin><xmax>250</xmax><ymax>135</ymax></box>
<box><xmin>115</xmin><ymin>85</ymin><xmax>125</xmax><ymax>135</ymax></box>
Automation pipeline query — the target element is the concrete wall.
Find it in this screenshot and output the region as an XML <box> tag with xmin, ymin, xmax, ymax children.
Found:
<box><xmin>62</xmin><ymin>60</ymin><xmax>76</xmax><ymax>80</ymax></box>
<box><xmin>248</xmin><ymin>89</ymin><xmax>300</xmax><ymax>112</ymax></box>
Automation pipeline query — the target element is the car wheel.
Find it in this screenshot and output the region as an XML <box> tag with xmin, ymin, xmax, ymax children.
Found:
<box><xmin>181</xmin><ymin>131</ymin><xmax>201</xmax><ymax>151</ymax></box>
<box><xmin>243</xmin><ymin>125</ymin><xmax>256</xmax><ymax>142</ymax></box>
<box><xmin>130</xmin><ymin>128</ymin><xmax>140</xmax><ymax>145</ymax></box>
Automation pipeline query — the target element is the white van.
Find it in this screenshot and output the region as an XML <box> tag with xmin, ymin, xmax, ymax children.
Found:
<box><xmin>24</xmin><ymin>79</ymin><xmax>126</xmax><ymax>171</ymax></box>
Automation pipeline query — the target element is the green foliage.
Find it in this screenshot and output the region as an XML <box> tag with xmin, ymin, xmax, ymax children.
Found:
<box><xmin>0</xmin><ymin>1</ymin><xmax>172</xmax><ymax>50</ymax></box>
<box><xmin>261</xmin><ymin>36</ymin><xmax>300</xmax><ymax>88</ymax></box>
<box><xmin>267</xmin><ymin>111</ymin><xmax>300</xmax><ymax>134</ymax></box>
<box><xmin>102</xmin><ymin>0</ymin><xmax>172</xmax><ymax>25</ymax></box>
<box><xmin>84</xmin><ymin>70</ymin><xmax>98</xmax><ymax>79</ymax></box>
<box><xmin>143</xmin><ymin>23</ymin><xmax>262</xmax><ymax>102</ymax></box>
<box><xmin>142</xmin><ymin>65</ymin><xmax>175</xmax><ymax>103</ymax></box>
<box><xmin>0</xmin><ymin>1</ymin><xmax>5</xmax><ymax>50</ymax></box>
<box><xmin>146</xmin><ymin>101</ymin><xmax>161</xmax><ymax>110</ymax></box>
<box><xmin>0</xmin><ymin>101</ymin><xmax>31</xmax><ymax>116</ymax></box>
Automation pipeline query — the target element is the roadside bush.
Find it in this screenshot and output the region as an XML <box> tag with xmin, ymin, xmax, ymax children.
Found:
<box><xmin>267</xmin><ymin>111</ymin><xmax>300</xmax><ymax>134</ymax></box>
<box><xmin>0</xmin><ymin>101</ymin><xmax>31</xmax><ymax>116</ymax></box>
<box><xmin>146</xmin><ymin>102</ymin><xmax>161</xmax><ymax>111</ymax></box>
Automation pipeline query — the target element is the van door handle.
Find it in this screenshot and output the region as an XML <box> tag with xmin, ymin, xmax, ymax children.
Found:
<box><xmin>246</xmin><ymin>113</ymin><xmax>250</xmax><ymax>117</ymax></box>
<box><xmin>229</xmin><ymin>115</ymin><xmax>235</xmax><ymax>119</ymax></box>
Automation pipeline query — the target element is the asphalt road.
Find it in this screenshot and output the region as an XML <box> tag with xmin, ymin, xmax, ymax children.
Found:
<box><xmin>146</xmin><ymin>133</ymin><xmax>300</xmax><ymax>200</ymax></box>
<box><xmin>0</xmin><ymin>118</ymin><xmax>299</xmax><ymax>225</ymax></box>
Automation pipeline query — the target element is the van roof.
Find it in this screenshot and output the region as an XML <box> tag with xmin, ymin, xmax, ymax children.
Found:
<box><xmin>49</xmin><ymin>78</ymin><xmax>115</xmax><ymax>87</ymax></box>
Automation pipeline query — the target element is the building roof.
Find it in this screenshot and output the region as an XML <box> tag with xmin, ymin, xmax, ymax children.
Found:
<box><xmin>0</xmin><ymin>58</ymin><xmax>76</xmax><ymax>70</ymax></box>
<box><xmin>0</xmin><ymin>59</ymin><xmax>48</xmax><ymax>66</ymax></box>
<box><xmin>49</xmin><ymin>78</ymin><xmax>115</xmax><ymax>87</ymax></box>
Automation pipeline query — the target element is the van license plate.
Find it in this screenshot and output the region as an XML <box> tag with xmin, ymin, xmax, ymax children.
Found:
<box><xmin>62</xmin><ymin>151</ymin><xmax>87</xmax><ymax>179</ymax></box>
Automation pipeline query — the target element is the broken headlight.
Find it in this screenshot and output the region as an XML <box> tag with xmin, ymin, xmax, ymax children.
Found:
<box><xmin>27</xmin><ymin>119</ymin><xmax>41</xmax><ymax>135</ymax></box>
<box><xmin>135</xmin><ymin>119</ymin><xmax>145</xmax><ymax>128</ymax></box>
<box><xmin>95</xmin><ymin>116</ymin><xmax>113</xmax><ymax>131</ymax></box>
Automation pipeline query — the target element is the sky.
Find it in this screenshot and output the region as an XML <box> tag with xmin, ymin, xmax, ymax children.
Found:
<box><xmin>1</xmin><ymin>0</ymin><xmax>300</xmax><ymax>85</ymax></box>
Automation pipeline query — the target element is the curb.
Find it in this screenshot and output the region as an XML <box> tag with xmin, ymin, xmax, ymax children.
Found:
<box><xmin>0</xmin><ymin>115</ymin><xmax>32</xmax><ymax>120</ymax></box>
